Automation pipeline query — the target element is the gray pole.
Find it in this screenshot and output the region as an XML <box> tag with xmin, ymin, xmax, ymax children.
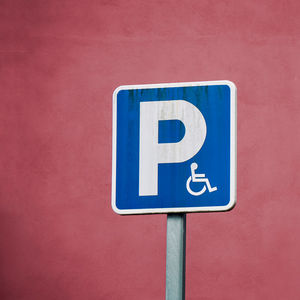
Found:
<box><xmin>166</xmin><ymin>213</ymin><xmax>186</xmax><ymax>300</ymax></box>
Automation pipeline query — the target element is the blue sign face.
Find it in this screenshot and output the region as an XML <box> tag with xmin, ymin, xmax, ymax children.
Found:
<box><xmin>112</xmin><ymin>81</ymin><xmax>236</xmax><ymax>214</ymax></box>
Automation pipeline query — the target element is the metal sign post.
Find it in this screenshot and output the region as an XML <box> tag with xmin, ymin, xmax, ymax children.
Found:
<box><xmin>166</xmin><ymin>214</ymin><xmax>186</xmax><ymax>300</ymax></box>
<box><xmin>112</xmin><ymin>81</ymin><xmax>237</xmax><ymax>299</ymax></box>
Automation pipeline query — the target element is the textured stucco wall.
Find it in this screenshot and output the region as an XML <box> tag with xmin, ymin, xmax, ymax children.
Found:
<box><xmin>0</xmin><ymin>1</ymin><xmax>299</xmax><ymax>299</ymax></box>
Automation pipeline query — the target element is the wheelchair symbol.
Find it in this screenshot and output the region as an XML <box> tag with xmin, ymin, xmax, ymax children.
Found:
<box><xmin>186</xmin><ymin>163</ymin><xmax>218</xmax><ymax>196</ymax></box>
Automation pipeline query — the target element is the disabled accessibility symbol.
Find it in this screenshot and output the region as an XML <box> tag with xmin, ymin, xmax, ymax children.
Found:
<box><xmin>186</xmin><ymin>163</ymin><xmax>218</xmax><ymax>196</ymax></box>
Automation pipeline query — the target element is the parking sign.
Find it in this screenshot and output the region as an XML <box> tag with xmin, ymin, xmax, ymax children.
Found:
<box><xmin>112</xmin><ymin>81</ymin><xmax>236</xmax><ymax>214</ymax></box>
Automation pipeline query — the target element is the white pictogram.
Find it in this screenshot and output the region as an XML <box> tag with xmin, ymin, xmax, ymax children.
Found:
<box><xmin>186</xmin><ymin>163</ymin><xmax>218</xmax><ymax>196</ymax></box>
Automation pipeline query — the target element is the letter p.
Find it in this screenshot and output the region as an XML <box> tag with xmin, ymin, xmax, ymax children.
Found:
<box><xmin>139</xmin><ymin>100</ymin><xmax>207</xmax><ymax>196</ymax></box>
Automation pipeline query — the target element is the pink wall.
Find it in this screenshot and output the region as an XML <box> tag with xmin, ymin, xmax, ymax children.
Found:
<box><xmin>1</xmin><ymin>1</ymin><xmax>300</xmax><ymax>299</ymax></box>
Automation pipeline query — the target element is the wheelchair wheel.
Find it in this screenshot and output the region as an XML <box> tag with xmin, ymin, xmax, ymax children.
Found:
<box><xmin>186</xmin><ymin>176</ymin><xmax>206</xmax><ymax>196</ymax></box>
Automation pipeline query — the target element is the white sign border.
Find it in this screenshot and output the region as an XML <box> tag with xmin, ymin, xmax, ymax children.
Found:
<box><xmin>112</xmin><ymin>80</ymin><xmax>237</xmax><ymax>215</ymax></box>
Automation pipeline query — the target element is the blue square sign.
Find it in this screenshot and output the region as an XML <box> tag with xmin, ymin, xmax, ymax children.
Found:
<box><xmin>112</xmin><ymin>81</ymin><xmax>236</xmax><ymax>214</ymax></box>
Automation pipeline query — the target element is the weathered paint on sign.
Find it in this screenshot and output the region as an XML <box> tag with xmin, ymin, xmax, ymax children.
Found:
<box><xmin>112</xmin><ymin>81</ymin><xmax>236</xmax><ymax>214</ymax></box>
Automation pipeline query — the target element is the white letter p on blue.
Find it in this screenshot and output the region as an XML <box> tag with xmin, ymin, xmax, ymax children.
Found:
<box><xmin>139</xmin><ymin>100</ymin><xmax>207</xmax><ymax>196</ymax></box>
